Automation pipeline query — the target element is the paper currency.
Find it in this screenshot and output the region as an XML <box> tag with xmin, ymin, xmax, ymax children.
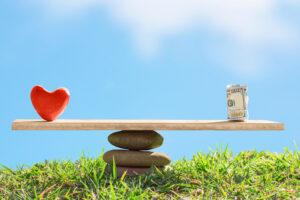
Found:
<box><xmin>227</xmin><ymin>84</ymin><xmax>248</xmax><ymax>121</ymax></box>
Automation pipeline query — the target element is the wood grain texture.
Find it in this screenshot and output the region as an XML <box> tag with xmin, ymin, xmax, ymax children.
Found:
<box><xmin>12</xmin><ymin>119</ymin><xmax>284</xmax><ymax>131</ymax></box>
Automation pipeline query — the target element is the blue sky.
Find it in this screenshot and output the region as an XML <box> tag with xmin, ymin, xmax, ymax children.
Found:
<box><xmin>1</xmin><ymin>0</ymin><xmax>300</xmax><ymax>168</ymax></box>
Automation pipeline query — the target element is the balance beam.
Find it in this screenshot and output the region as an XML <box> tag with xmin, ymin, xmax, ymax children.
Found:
<box><xmin>12</xmin><ymin>119</ymin><xmax>284</xmax><ymax>131</ymax></box>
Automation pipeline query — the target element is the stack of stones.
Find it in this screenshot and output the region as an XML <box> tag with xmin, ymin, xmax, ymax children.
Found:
<box><xmin>103</xmin><ymin>130</ymin><xmax>171</xmax><ymax>176</ymax></box>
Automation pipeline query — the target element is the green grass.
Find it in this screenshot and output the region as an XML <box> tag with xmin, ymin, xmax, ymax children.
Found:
<box><xmin>1</xmin><ymin>144</ymin><xmax>299</xmax><ymax>199</ymax></box>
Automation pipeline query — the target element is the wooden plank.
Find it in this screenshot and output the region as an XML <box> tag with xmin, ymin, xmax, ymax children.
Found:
<box><xmin>12</xmin><ymin>119</ymin><xmax>284</xmax><ymax>131</ymax></box>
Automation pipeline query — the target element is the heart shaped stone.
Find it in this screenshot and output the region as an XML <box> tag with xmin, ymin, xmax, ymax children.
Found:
<box><xmin>31</xmin><ymin>85</ymin><xmax>70</xmax><ymax>121</ymax></box>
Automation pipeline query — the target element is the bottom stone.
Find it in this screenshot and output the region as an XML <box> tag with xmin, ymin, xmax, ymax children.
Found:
<box><xmin>103</xmin><ymin>150</ymin><xmax>171</xmax><ymax>167</ymax></box>
<box><xmin>105</xmin><ymin>165</ymin><xmax>166</xmax><ymax>176</ymax></box>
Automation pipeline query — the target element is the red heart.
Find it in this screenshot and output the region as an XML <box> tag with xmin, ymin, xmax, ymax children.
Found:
<box><xmin>31</xmin><ymin>85</ymin><xmax>70</xmax><ymax>121</ymax></box>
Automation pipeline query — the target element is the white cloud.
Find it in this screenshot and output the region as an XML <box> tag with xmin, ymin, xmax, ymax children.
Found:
<box><xmin>36</xmin><ymin>0</ymin><xmax>298</xmax><ymax>75</ymax></box>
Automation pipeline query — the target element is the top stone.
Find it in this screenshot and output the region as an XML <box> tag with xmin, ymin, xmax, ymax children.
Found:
<box><xmin>108</xmin><ymin>130</ymin><xmax>163</xmax><ymax>150</ymax></box>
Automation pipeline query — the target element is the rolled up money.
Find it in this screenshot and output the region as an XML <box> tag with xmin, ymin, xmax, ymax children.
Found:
<box><xmin>227</xmin><ymin>84</ymin><xmax>248</xmax><ymax>121</ymax></box>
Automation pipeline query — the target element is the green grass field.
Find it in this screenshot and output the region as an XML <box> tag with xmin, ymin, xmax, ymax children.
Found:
<box><xmin>1</xmin><ymin>144</ymin><xmax>299</xmax><ymax>199</ymax></box>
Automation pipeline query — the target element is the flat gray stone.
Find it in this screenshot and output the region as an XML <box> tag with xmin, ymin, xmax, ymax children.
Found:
<box><xmin>103</xmin><ymin>150</ymin><xmax>171</xmax><ymax>167</ymax></box>
<box><xmin>108</xmin><ymin>130</ymin><xmax>163</xmax><ymax>150</ymax></box>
